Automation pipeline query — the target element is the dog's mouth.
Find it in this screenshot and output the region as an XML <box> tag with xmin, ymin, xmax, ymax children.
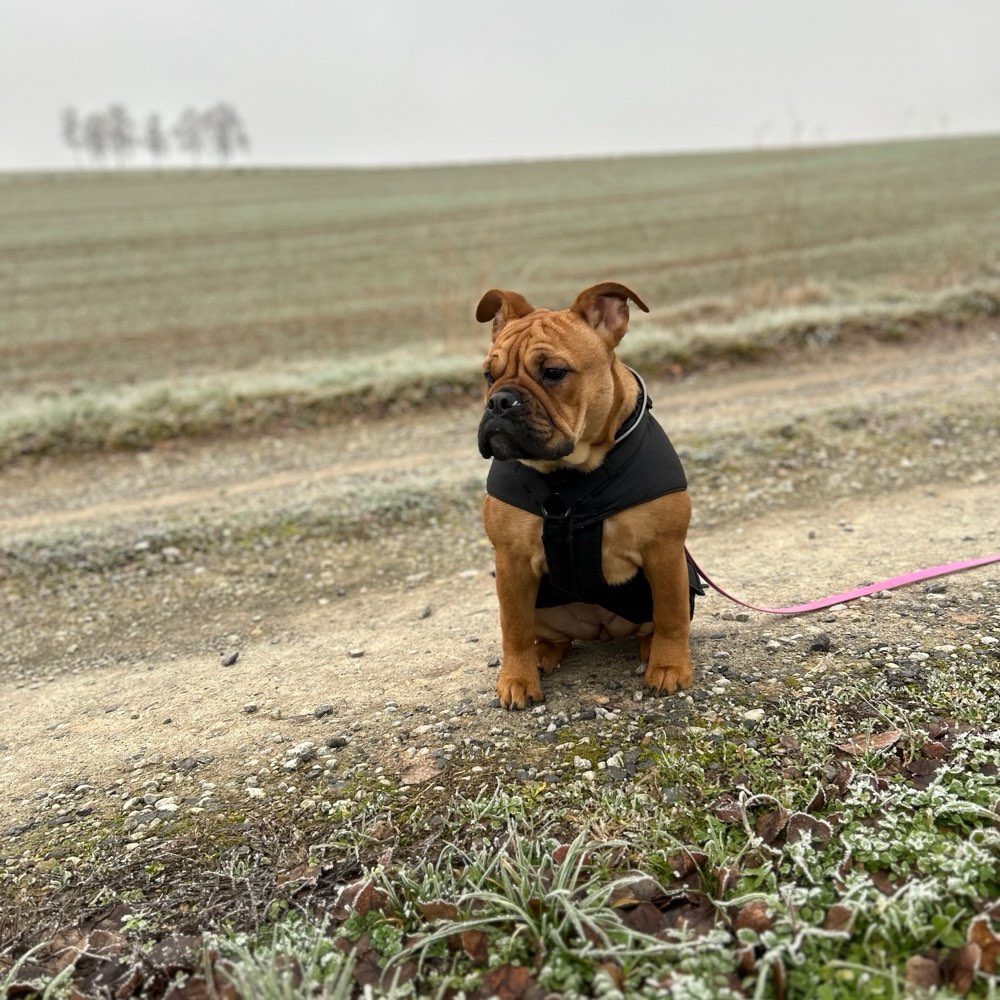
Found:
<box><xmin>478</xmin><ymin>414</ymin><xmax>573</xmax><ymax>462</ymax></box>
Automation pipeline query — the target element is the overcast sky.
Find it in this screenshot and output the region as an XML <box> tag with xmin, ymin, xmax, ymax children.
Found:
<box><xmin>2</xmin><ymin>0</ymin><xmax>999</xmax><ymax>170</ymax></box>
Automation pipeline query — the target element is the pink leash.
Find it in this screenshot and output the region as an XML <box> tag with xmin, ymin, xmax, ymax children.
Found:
<box><xmin>685</xmin><ymin>548</ymin><xmax>1000</xmax><ymax>617</ymax></box>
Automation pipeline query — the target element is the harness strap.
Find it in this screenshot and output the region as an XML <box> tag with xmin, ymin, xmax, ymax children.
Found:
<box><xmin>685</xmin><ymin>548</ymin><xmax>1000</xmax><ymax>616</ymax></box>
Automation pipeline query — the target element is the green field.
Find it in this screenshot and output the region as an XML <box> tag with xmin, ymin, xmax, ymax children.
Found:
<box><xmin>3</xmin><ymin>135</ymin><xmax>999</xmax><ymax>395</ymax></box>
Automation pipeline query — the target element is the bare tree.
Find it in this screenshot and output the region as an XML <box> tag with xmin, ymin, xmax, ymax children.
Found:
<box><xmin>60</xmin><ymin>107</ymin><xmax>83</xmax><ymax>167</ymax></box>
<box><xmin>81</xmin><ymin>111</ymin><xmax>111</xmax><ymax>167</ymax></box>
<box><xmin>143</xmin><ymin>113</ymin><xmax>169</xmax><ymax>166</ymax></box>
<box><xmin>106</xmin><ymin>104</ymin><xmax>136</xmax><ymax>166</ymax></box>
<box><xmin>172</xmin><ymin>107</ymin><xmax>205</xmax><ymax>166</ymax></box>
<box><xmin>60</xmin><ymin>102</ymin><xmax>252</xmax><ymax>169</ymax></box>
<box><xmin>201</xmin><ymin>102</ymin><xmax>250</xmax><ymax>165</ymax></box>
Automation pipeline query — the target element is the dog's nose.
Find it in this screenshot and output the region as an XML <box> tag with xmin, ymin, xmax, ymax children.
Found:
<box><xmin>486</xmin><ymin>388</ymin><xmax>521</xmax><ymax>415</ymax></box>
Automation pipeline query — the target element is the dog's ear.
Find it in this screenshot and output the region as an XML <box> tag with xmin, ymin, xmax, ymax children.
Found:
<box><xmin>475</xmin><ymin>289</ymin><xmax>536</xmax><ymax>338</ymax></box>
<box><xmin>571</xmin><ymin>282</ymin><xmax>649</xmax><ymax>346</ymax></box>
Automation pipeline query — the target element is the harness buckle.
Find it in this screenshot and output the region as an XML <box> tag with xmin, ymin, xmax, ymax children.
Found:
<box><xmin>541</xmin><ymin>494</ymin><xmax>569</xmax><ymax>520</ymax></box>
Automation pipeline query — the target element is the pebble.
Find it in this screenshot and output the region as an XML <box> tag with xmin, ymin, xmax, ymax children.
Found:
<box><xmin>314</xmin><ymin>705</ymin><xmax>334</xmax><ymax>719</ymax></box>
<box><xmin>221</xmin><ymin>649</ymin><xmax>239</xmax><ymax>667</ymax></box>
<box><xmin>743</xmin><ymin>708</ymin><xmax>766</xmax><ymax>724</ymax></box>
<box><xmin>347</xmin><ymin>649</ymin><xmax>365</xmax><ymax>659</ymax></box>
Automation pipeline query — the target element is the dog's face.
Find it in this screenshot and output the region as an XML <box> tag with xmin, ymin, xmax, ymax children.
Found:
<box><xmin>476</xmin><ymin>283</ymin><xmax>649</xmax><ymax>468</ymax></box>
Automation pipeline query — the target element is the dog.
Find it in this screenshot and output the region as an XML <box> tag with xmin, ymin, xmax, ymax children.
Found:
<box><xmin>476</xmin><ymin>282</ymin><xmax>697</xmax><ymax>709</ymax></box>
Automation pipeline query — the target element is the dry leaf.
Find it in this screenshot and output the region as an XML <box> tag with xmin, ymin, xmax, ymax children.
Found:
<box><xmin>479</xmin><ymin>963</ymin><xmax>544</xmax><ymax>1000</ymax></box>
<box><xmin>733</xmin><ymin>899</ymin><xmax>774</xmax><ymax>933</ymax></box>
<box><xmin>822</xmin><ymin>904</ymin><xmax>854</xmax><ymax>933</ymax></box>
<box><xmin>968</xmin><ymin>915</ymin><xmax>1000</xmax><ymax>973</ymax></box>
<box><xmin>836</xmin><ymin>729</ymin><xmax>902</xmax><ymax>755</ymax></box>
<box><xmin>620</xmin><ymin>901</ymin><xmax>665</xmax><ymax>935</ymax></box>
<box><xmin>785</xmin><ymin>812</ymin><xmax>832</xmax><ymax>845</ymax></box>
<box><xmin>607</xmin><ymin>875</ymin><xmax>669</xmax><ymax>908</ymax></box>
<box><xmin>418</xmin><ymin>899</ymin><xmax>462</xmax><ymax>923</ymax></box>
<box><xmin>665</xmin><ymin>849</ymin><xmax>708</xmax><ymax>879</ymax></box>
<box><xmin>944</xmin><ymin>943</ymin><xmax>981</xmax><ymax>994</ymax></box>
<box><xmin>755</xmin><ymin>806</ymin><xmax>788</xmax><ymax>844</ymax></box>
<box><xmin>715</xmin><ymin>865</ymin><xmax>740</xmax><ymax>897</ymax></box>
<box><xmin>460</xmin><ymin>929</ymin><xmax>489</xmax><ymax>964</ymax></box>
<box><xmin>332</xmin><ymin>879</ymin><xmax>386</xmax><ymax>920</ymax></box>
<box><xmin>905</xmin><ymin>955</ymin><xmax>942</xmax><ymax>990</ymax></box>
<box><xmin>711</xmin><ymin>793</ymin><xmax>743</xmax><ymax>823</ymax></box>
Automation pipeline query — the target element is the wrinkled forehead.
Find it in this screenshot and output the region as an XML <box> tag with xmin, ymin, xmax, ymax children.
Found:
<box><xmin>488</xmin><ymin>308</ymin><xmax>593</xmax><ymax>361</ymax></box>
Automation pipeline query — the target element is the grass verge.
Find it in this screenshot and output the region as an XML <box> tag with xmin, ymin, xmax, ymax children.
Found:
<box><xmin>2</xmin><ymin>282</ymin><xmax>998</xmax><ymax>466</ymax></box>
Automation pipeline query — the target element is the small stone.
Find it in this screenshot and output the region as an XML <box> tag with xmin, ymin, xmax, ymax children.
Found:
<box><xmin>221</xmin><ymin>649</ymin><xmax>239</xmax><ymax>667</ymax></box>
<box><xmin>314</xmin><ymin>705</ymin><xmax>334</xmax><ymax>719</ymax></box>
<box><xmin>326</xmin><ymin>735</ymin><xmax>349</xmax><ymax>749</ymax></box>
<box><xmin>573</xmin><ymin>756</ymin><xmax>591</xmax><ymax>770</ymax></box>
<box><xmin>743</xmin><ymin>708</ymin><xmax>766</xmax><ymax>724</ymax></box>
<box><xmin>418</xmin><ymin>605</ymin><xmax>432</xmax><ymax>620</ymax></box>
<box><xmin>243</xmin><ymin>702</ymin><xmax>258</xmax><ymax>714</ymax></box>
<box><xmin>810</xmin><ymin>633</ymin><xmax>832</xmax><ymax>653</ymax></box>
<box><xmin>287</xmin><ymin>741</ymin><xmax>317</xmax><ymax>762</ymax></box>
<box><xmin>347</xmin><ymin>649</ymin><xmax>365</xmax><ymax>659</ymax></box>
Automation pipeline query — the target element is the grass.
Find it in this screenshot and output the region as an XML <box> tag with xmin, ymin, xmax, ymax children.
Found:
<box><xmin>3</xmin><ymin>641</ymin><xmax>999</xmax><ymax>996</ymax></box>
<box><xmin>1</xmin><ymin>280</ymin><xmax>997</xmax><ymax>464</ymax></box>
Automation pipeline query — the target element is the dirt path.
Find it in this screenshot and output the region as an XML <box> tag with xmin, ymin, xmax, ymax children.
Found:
<box><xmin>2</xmin><ymin>328</ymin><xmax>998</xmax><ymax>830</ymax></box>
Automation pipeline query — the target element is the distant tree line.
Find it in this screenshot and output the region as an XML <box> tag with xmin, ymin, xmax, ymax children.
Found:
<box><xmin>60</xmin><ymin>103</ymin><xmax>250</xmax><ymax>168</ymax></box>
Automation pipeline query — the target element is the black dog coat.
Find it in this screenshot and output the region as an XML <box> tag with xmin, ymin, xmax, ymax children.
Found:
<box><xmin>486</xmin><ymin>370</ymin><xmax>702</xmax><ymax>624</ymax></box>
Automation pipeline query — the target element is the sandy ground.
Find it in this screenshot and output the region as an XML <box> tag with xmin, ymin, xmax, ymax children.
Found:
<box><xmin>2</xmin><ymin>328</ymin><xmax>998</xmax><ymax>827</ymax></box>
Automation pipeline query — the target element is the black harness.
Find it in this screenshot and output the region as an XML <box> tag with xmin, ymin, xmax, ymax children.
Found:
<box><xmin>486</xmin><ymin>370</ymin><xmax>703</xmax><ymax>623</ymax></box>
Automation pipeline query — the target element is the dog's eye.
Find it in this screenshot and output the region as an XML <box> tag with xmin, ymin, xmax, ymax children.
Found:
<box><xmin>542</xmin><ymin>367</ymin><xmax>569</xmax><ymax>384</ymax></box>
<box><xmin>483</xmin><ymin>371</ymin><xmax>496</xmax><ymax>386</ymax></box>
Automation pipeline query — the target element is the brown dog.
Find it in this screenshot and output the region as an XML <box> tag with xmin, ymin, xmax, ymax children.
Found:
<box><xmin>476</xmin><ymin>282</ymin><xmax>695</xmax><ymax>709</ymax></box>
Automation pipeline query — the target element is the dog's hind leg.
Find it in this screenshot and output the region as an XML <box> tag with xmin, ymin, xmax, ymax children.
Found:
<box><xmin>638</xmin><ymin>634</ymin><xmax>652</xmax><ymax>666</ymax></box>
<box><xmin>536</xmin><ymin>639</ymin><xmax>572</xmax><ymax>673</ymax></box>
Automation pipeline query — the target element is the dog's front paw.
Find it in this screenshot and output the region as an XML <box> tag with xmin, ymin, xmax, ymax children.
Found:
<box><xmin>496</xmin><ymin>667</ymin><xmax>542</xmax><ymax>709</ymax></box>
<box><xmin>643</xmin><ymin>660</ymin><xmax>692</xmax><ymax>695</ymax></box>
